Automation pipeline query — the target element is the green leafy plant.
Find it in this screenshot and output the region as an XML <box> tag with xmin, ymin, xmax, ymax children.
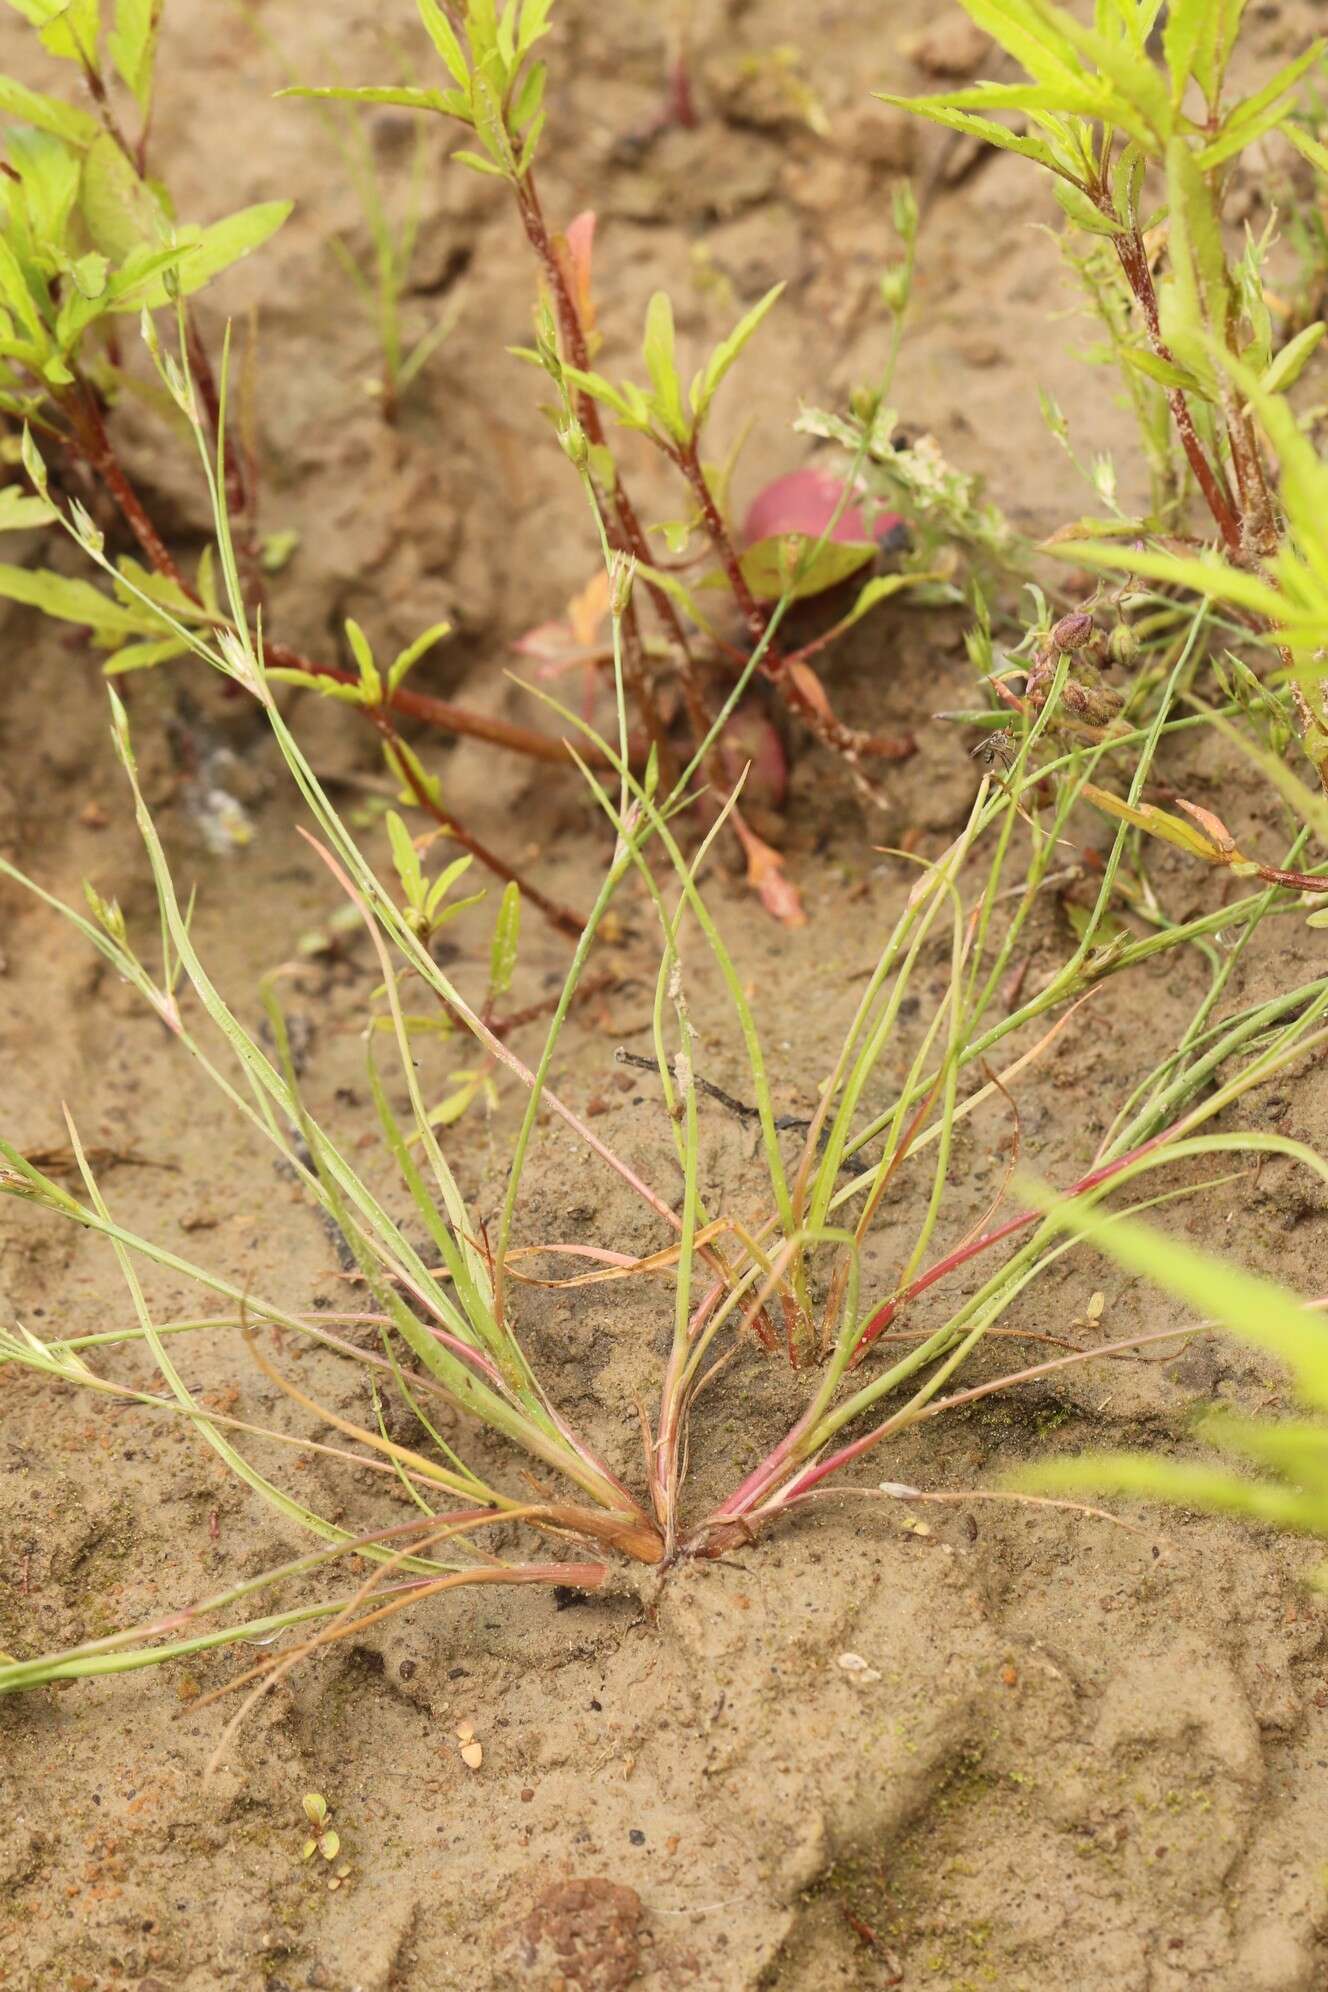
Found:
<box><xmin>883</xmin><ymin>0</ymin><xmax>1328</xmax><ymax>792</ymax></box>
<box><xmin>280</xmin><ymin>0</ymin><xmax>953</xmax><ymax>922</ymax></box>
<box><xmin>0</xmin><ymin>0</ymin><xmax>966</xmax><ymax>937</ymax></box>
<box><xmin>1022</xmin><ymin>1194</ymin><xmax>1328</xmax><ymax>1586</ymax></box>
<box><xmin>241</xmin><ymin>5</ymin><xmax>462</xmax><ymax>417</ymax></box>
<box><xmin>300</xmin><ymin>1791</ymin><xmax>340</xmax><ymax>1864</ymax></box>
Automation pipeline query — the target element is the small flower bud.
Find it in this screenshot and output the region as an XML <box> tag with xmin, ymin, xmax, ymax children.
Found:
<box><xmin>558</xmin><ymin>419</ymin><xmax>589</xmax><ymax>469</ymax></box>
<box><xmin>1050</xmin><ymin>611</ymin><xmax>1095</xmax><ymax>653</ymax></box>
<box><xmin>1107</xmin><ymin>622</ymin><xmax>1139</xmax><ymax>668</ymax></box>
<box><xmin>608</xmin><ymin>551</ymin><xmax>637</xmax><ymax>618</ymax></box>
<box><xmin>879</xmin><ymin>264</ymin><xmax>910</xmax><ymax>314</ymax></box>
<box><xmin>20</xmin><ymin>423</ymin><xmax>48</xmax><ymax>494</ymax></box>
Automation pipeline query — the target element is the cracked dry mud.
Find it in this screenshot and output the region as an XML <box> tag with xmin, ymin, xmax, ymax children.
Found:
<box><xmin>4</xmin><ymin>1</ymin><xmax>1328</xmax><ymax>1987</ymax></box>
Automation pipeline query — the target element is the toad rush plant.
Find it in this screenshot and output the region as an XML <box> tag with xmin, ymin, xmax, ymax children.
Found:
<box><xmin>5</xmin><ymin>359</ymin><xmax>1328</xmax><ymax>1715</ymax></box>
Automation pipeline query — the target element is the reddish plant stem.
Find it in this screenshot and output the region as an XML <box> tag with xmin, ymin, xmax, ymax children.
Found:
<box><xmin>675</xmin><ymin>439</ymin><xmax>915</xmax><ymax>777</ymax></box>
<box><xmin>60</xmin><ymin>384</ymin><xmax>188</xmax><ymax>588</ymax></box>
<box><xmin>56</xmin><ymin>388</ymin><xmax>595</xmax><ymax>925</ymax></box>
<box><xmin>512</xmin><ymin>170</ymin><xmax>681</xmax><ymax>755</ymax></box>
<box><xmin>264</xmin><ymin>641</ymin><xmax>617</xmax><ymax>767</ymax></box>
<box><xmin>376</xmin><ymin>716</ymin><xmax>587</xmax><ymax>936</ymax></box>
<box><xmin>512</xmin><ymin>170</ymin><xmax>729</xmax><ymax>774</ymax></box>
<box><xmin>57</xmin><ymin>397</ymin><xmax>608</xmax><ymax>768</ymax></box>
<box><xmin>706</xmin><ymin>1124</ymin><xmax>1178</xmax><ymax>1525</ymax></box>
<box><xmin>762</xmin><ymin>1323</ymin><xmax>1200</xmax><ymax>1512</ymax></box>
<box><xmin>78</xmin><ymin>55</ymin><xmax>136</xmax><ymax>166</ymax></box>
<box><xmin>1112</xmin><ymin>224</ymin><xmax>1243</xmax><ymax>554</ymax></box>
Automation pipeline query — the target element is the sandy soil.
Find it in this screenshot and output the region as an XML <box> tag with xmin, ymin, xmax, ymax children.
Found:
<box><xmin>4</xmin><ymin>2</ymin><xmax>1328</xmax><ymax>1988</ymax></box>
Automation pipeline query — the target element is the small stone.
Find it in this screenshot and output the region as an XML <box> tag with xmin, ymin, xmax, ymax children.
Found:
<box><xmin>837</xmin><ymin>1651</ymin><xmax>883</xmax><ymax>1683</ymax></box>
<box><xmin>841</xmin><ymin>103</ymin><xmax>916</xmax><ymax>171</ymax></box>
<box><xmin>460</xmin><ymin>1741</ymin><xmax>483</xmax><ymax>1770</ymax></box>
<box><xmin>907</xmin><ymin>20</ymin><xmax>991</xmax><ymax>77</ymax></box>
<box><xmin>628</xmin><ymin>1828</ymin><xmax>646</xmax><ymax>1846</ymax></box>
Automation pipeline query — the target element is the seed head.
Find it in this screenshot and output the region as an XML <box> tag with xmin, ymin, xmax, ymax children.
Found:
<box><xmin>1050</xmin><ymin>611</ymin><xmax>1095</xmax><ymax>653</ymax></box>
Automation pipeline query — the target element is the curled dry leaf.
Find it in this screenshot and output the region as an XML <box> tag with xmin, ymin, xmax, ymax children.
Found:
<box><xmin>512</xmin><ymin>569</ymin><xmax>611</xmax><ymax>676</ymax></box>
<box><xmin>786</xmin><ymin>659</ymin><xmax>834</xmax><ymax>724</ymax></box>
<box><xmin>554</xmin><ymin>209</ymin><xmax>597</xmax><ymax>340</ymax></box>
<box><xmin>731</xmin><ymin>811</ymin><xmax>806</xmax><ymax>927</ymax></box>
<box><xmin>1173</xmin><ymin>798</ymin><xmax>1236</xmax><ymax>856</ymax></box>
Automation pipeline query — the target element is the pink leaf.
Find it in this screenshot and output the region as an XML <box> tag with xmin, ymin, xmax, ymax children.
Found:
<box><xmin>741</xmin><ymin>466</ymin><xmax>899</xmax><ymax>551</ymax></box>
<box><xmin>554</xmin><ymin>210</ymin><xmax>597</xmax><ymax>337</ymax></box>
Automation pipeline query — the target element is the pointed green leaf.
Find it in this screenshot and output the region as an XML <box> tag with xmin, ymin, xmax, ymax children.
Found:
<box><xmin>1197</xmin><ymin>42</ymin><xmax>1324</xmax><ymax>170</ymax></box>
<box><xmin>826</xmin><ymin>569</ymin><xmax>929</xmax><ymax>636</ymax></box>
<box><xmin>1024</xmin><ymin>1452</ymin><xmax>1323</xmax><ymax>1534</ymax></box>
<box><xmin>450</xmin><ymin>146</ymin><xmax>509</xmax><ymax>178</ymax></box>
<box><xmin>423</xmin><ymin>853</ymin><xmax>474</xmax><ymax>920</ymax></box>
<box><xmin>874</xmin><ymin>92</ymin><xmax>1080</xmax><ymax>180</ymax></box>
<box><xmin>102</xmin><ymin>634</ymin><xmax>189</xmax><ymax>672</ymax></box>
<box><xmin>1285</xmin><ymin>121</ymin><xmax>1328</xmax><ymax>179</ymax></box>
<box><xmin>1261</xmin><ymin>321</ymin><xmax>1326</xmax><ymax>396</ymax></box>
<box><xmin>0</xmin><ymin>484</ymin><xmax>55</xmax><ymax>529</ymax></box>
<box><xmin>693</xmin><ymin>280</ymin><xmax>785</xmax><ymax>419</ymax></box>
<box><xmin>79</xmin><ymin>131</ymin><xmax>164</xmax><ymax>260</ymax></box>
<box><xmin>345</xmin><ymin>618</ymin><xmax>383</xmax><ymax>703</ymax></box>
<box><xmin>0</xmin><ymin>560</ymin><xmax>149</xmax><ymax>632</ymax></box>
<box><xmin>1024</xmin><ymin>0</ymin><xmax>1175</xmax><ymax>146</ymax></box>
<box><xmin>386</xmin><ymin>810</ymin><xmax>425</xmax><ymax>908</ymax></box>
<box><xmin>10</xmin><ymin>125</ymin><xmax>83</xmax><ymax>255</ymax></box>
<box><xmin>516</xmin><ymin>0</ymin><xmax>553</xmax><ymax>59</ymax></box>
<box><xmin>1032</xmin><ymin>1188</ymin><xmax>1328</xmax><ymax>1410</ymax></box>
<box><xmin>1055</xmin><ymin>539</ymin><xmax>1291</xmax><ymax>625</ymax></box>
<box><xmin>926</xmin><ymin>79</ymin><xmax>1112</xmax><ymax>119</ymax></box>
<box><xmin>0</xmin><ymin>74</ymin><xmax>97</xmax><ymax>145</ymax></box>
<box><xmin>516</xmin><ymin>106</ymin><xmax>544</xmax><ymax>176</ymax></box>
<box><xmin>278</xmin><ymin>84</ymin><xmax>447</xmax><ymax>111</ymax></box>
<box><xmin>642</xmin><ymin>290</ymin><xmax>687</xmax><ymax>442</ymax></box>
<box><xmin>114</xmin><ymin>201</ymin><xmax>293</xmax><ymax>309</ymax></box>
<box><xmin>510</xmin><ymin>55</ymin><xmax>545</xmax><ymax>130</ymax></box>
<box><xmin>561</xmin><ymin>365</ymin><xmax>633</xmax><ymax>420</ymax></box>
<box><xmin>417</xmin><ymin>0</ymin><xmax>470</xmax><ymax>88</ymax></box>
<box><xmin>1166</xmin><ymin>137</ymin><xmax>1230</xmax><ymax>346</ymax></box>
<box><xmin>1053</xmin><ymin>178</ymin><xmax>1125</xmax><ymax>236</ymax></box>
<box><xmin>1162</xmin><ymin>0</ymin><xmax>1215</xmax><ymax>100</ymax></box>
<box><xmin>8</xmin><ymin>0</ymin><xmax>100</xmax><ymax>63</ymax></box>
<box><xmin>107</xmin><ymin>0</ymin><xmax>162</xmax><ymax>111</ymax></box>
<box><xmin>1118</xmin><ymin>343</ymin><xmax>1204</xmax><ymax>393</ymax></box>
<box><xmin>945</xmin><ymin>0</ymin><xmax>1083</xmax><ymax>89</ymax></box>
<box><xmin>738</xmin><ymin>534</ymin><xmax>875</xmax><ymax>603</ymax></box>
<box><xmin>488</xmin><ymin>881</ymin><xmax>520</xmax><ymax>999</ymax></box>
<box><xmin>388</xmin><ymin>619</ymin><xmax>451</xmax><ymax>696</ymax></box>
